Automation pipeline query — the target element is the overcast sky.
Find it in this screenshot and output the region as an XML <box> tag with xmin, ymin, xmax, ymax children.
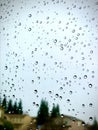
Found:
<box><xmin>0</xmin><ymin>0</ymin><xmax>98</xmax><ymax>124</ymax></box>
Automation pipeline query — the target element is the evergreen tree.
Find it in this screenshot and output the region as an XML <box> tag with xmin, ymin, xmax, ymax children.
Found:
<box><xmin>1</xmin><ymin>95</ymin><xmax>23</xmax><ymax>115</ymax></box>
<box><xmin>51</xmin><ymin>104</ymin><xmax>60</xmax><ymax>118</ymax></box>
<box><xmin>0</xmin><ymin>96</ymin><xmax>2</xmax><ymax>106</ymax></box>
<box><xmin>2</xmin><ymin>96</ymin><xmax>7</xmax><ymax>112</ymax></box>
<box><xmin>37</xmin><ymin>99</ymin><xmax>49</xmax><ymax>125</ymax></box>
<box><xmin>56</xmin><ymin>104</ymin><xmax>60</xmax><ymax>116</ymax></box>
<box><xmin>7</xmin><ymin>99</ymin><xmax>13</xmax><ymax>114</ymax></box>
<box><xmin>13</xmin><ymin>101</ymin><xmax>18</xmax><ymax>114</ymax></box>
<box><xmin>90</xmin><ymin>117</ymin><xmax>98</xmax><ymax>130</ymax></box>
<box><xmin>18</xmin><ymin>99</ymin><xmax>23</xmax><ymax>114</ymax></box>
<box><xmin>51</xmin><ymin>105</ymin><xmax>56</xmax><ymax>117</ymax></box>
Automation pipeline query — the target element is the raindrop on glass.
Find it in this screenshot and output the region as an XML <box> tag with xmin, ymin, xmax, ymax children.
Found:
<box><xmin>88</xmin><ymin>84</ymin><xmax>92</xmax><ymax>88</ymax></box>
<box><xmin>73</xmin><ymin>75</ymin><xmax>77</xmax><ymax>79</ymax></box>
<box><xmin>28</xmin><ymin>28</ymin><xmax>32</xmax><ymax>31</ymax></box>
<box><xmin>89</xmin><ymin>117</ymin><xmax>93</xmax><ymax>121</ymax></box>
<box><xmin>89</xmin><ymin>103</ymin><xmax>93</xmax><ymax>107</ymax></box>
<box><xmin>34</xmin><ymin>90</ymin><xmax>38</xmax><ymax>94</ymax></box>
<box><xmin>84</xmin><ymin>75</ymin><xmax>87</xmax><ymax>79</ymax></box>
<box><xmin>55</xmin><ymin>94</ymin><xmax>59</xmax><ymax>98</ymax></box>
<box><xmin>67</xmin><ymin>99</ymin><xmax>70</xmax><ymax>103</ymax></box>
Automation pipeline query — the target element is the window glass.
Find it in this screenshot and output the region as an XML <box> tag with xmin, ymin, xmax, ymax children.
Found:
<box><xmin>0</xmin><ymin>0</ymin><xmax>98</xmax><ymax>126</ymax></box>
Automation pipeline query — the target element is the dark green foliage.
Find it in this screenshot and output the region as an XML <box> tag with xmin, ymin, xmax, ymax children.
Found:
<box><xmin>89</xmin><ymin>117</ymin><xmax>98</xmax><ymax>130</ymax></box>
<box><xmin>51</xmin><ymin>104</ymin><xmax>60</xmax><ymax>118</ymax></box>
<box><xmin>0</xmin><ymin>119</ymin><xmax>14</xmax><ymax>130</ymax></box>
<box><xmin>0</xmin><ymin>125</ymin><xmax>4</xmax><ymax>130</ymax></box>
<box><xmin>2</xmin><ymin>96</ymin><xmax>7</xmax><ymax>112</ymax></box>
<box><xmin>37</xmin><ymin>99</ymin><xmax>49</xmax><ymax>125</ymax></box>
<box><xmin>3</xmin><ymin>120</ymin><xmax>14</xmax><ymax>130</ymax></box>
<box><xmin>7</xmin><ymin>99</ymin><xmax>13</xmax><ymax>114</ymax></box>
<box><xmin>1</xmin><ymin>96</ymin><xmax>23</xmax><ymax>114</ymax></box>
<box><xmin>0</xmin><ymin>96</ymin><xmax>2</xmax><ymax>106</ymax></box>
<box><xmin>13</xmin><ymin>101</ymin><xmax>18</xmax><ymax>114</ymax></box>
<box><xmin>56</xmin><ymin>104</ymin><xmax>60</xmax><ymax>116</ymax></box>
<box><xmin>18</xmin><ymin>99</ymin><xmax>23</xmax><ymax>114</ymax></box>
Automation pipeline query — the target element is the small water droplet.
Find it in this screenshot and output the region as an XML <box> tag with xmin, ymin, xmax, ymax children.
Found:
<box><xmin>73</xmin><ymin>75</ymin><xmax>77</xmax><ymax>79</ymax></box>
<box><xmin>89</xmin><ymin>103</ymin><xmax>93</xmax><ymax>107</ymax></box>
<box><xmin>84</xmin><ymin>75</ymin><xmax>87</xmax><ymax>79</ymax></box>
<box><xmin>67</xmin><ymin>99</ymin><xmax>70</xmax><ymax>103</ymax></box>
<box><xmin>34</xmin><ymin>90</ymin><xmax>38</xmax><ymax>94</ymax></box>
<box><xmin>55</xmin><ymin>94</ymin><xmax>59</xmax><ymax>98</ymax></box>
<box><xmin>61</xmin><ymin>114</ymin><xmax>64</xmax><ymax>118</ymax></box>
<box><xmin>28</xmin><ymin>14</ymin><xmax>32</xmax><ymax>17</ymax></box>
<box><xmin>89</xmin><ymin>117</ymin><xmax>93</xmax><ymax>121</ymax></box>
<box><xmin>82</xmin><ymin>104</ymin><xmax>85</xmax><ymax>107</ymax></box>
<box><xmin>69</xmin><ymin>91</ymin><xmax>72</xmax><ymax>95</ymax></box>
<box><xmin>88</xmin><ymin>84</ymin><xmax>92</xmax><ymax>88</ymax></box>
<box><xmin>53</xmin><ymin>39</ymin><xmax>57</xmax><ymax>43</ymax></box>
<box><xmin>28</xmin><ymin>28</ymin><xmax>32</xmax><ymax>31</ymax></box>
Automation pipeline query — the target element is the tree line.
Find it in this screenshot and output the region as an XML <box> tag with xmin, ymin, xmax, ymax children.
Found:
<box><xmin>37</xmin><ymin>99</ymin><xmax>60</xmax><ymax>126</ymax></box>
<box><xmin>1</xmin><ymin>96</ymin><xmax>23</xmax><ymax>114</ymax></box>
<box><xmin>37</xmin><ymin>99</ymin><xmax>98</xmax><ymax>130</ymax></box>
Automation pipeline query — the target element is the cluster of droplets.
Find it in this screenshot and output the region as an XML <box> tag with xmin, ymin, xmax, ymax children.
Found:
<box><xmin>0</xmin><ymin>0</ymin><xmax>98</xmax><ymax>123</ymax></box>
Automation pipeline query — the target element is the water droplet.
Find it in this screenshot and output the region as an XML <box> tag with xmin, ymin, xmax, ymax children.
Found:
<box><xmin>64</xmin><ymin>77</ymin><xmax>67</xmax><ymax>80</ymax></box>
<box><xmin>69</xmin><ymin>91</ymin><xmax>72</xmax><ymax>95</ymax></box>
<box><xmin>73</xmin><ymin>75</ymin><xmax>77</xmax><ymax>79</ymax></box>
<box><xmin>16</xmin><ymin>65</ymin><xmax>19</xmax><ymax>69</ymax></box>
<box><xmin>34</xmin><ymin>90</ymin><xmax>38</xmax><ymax>94</ymax></box>
<box><xmin>35</xmin><ymin>61</ymin><xmax>38</xmax><ymax>65</ymax></box>
<box><xmin>28</xmin><ymin>14</ymin><xmax>32</xmax><ymax>17</ymax></box>
<box><xmin>72</xmin><ymin>29</ymin><xmax>75</xmax><ymax>33</ymax></box>
<box><xmin>89</xmin><ymin>117</ymin><xmax>93</xmax><ymax>121</ymax></box>
<box><xmin>60</xmin><ymin>87</ymin><xmax>63</xmax><ymax>90</ymax></box>
<box><xmin>36</xmin><ymin>104</ymin><xmax>39</xmax><ymax>107</ymax></box>
<box><xmin>13</xmin><ymin>95</ymin><xmax>15</xmax><ymax>98</ymax></box>
<box><xmin>5</xmin><ymin>66</ymin><xmax>8</xmax><ymax>70</ymax></box>
<box><xmin>67</xmin><ymin>99</ymin><xmax>70</xmax><ymax>103</ymax></box>
<box><xmin>48</xmin><ymin>91</ymin><xmax>52</xmax><ymax>94</ymax></box>
<box><xmin>32</xmin><ymin>80</ymin><xmax>34</xmax><ymax>83</ymax></box>
<box><xmin>33</xmin><ymin>102</ymin><xmax>35</xmax><ymax>105</ymax></box>
<box><xmin>60</xmin><ymin>46</ymin><xmax>64</xmax><ymax>50</ymax></box>
<box><xmin>59</xmin><ymin>96</ymin><xmax>62</xmax><ymax>99</ymax></box>
<box><xmin>28</xmin><ymin>28</ymin><xmax>32</xmax><ymax>31</ymax></box>
<box><xmin>89</xmin><ymin>103</ymin><xmax>93</xmax><ymax>107</ymax></box>
<box><xmin>55</xmin><ymin>94</ymin><xmax>59</xmax><ymax>98</ymax></box>
<box><xmin>82</xmin><ymin>104</ymin><xmax>85</xmax><ymax>107</ymax></box>
<box><xmin>88</xmin><ymin>84</ymin><xmax>92</xmax><ymax>88</ymax></box>
<box><xmin>84</xmin><ymin>75</ymin><xmax>87</xmax><ymax>79</ymax></box>
<box><xmin>61</xmin><ymin>114</ymin><xmax>64</xmax><ymax>118</ymax></box>
<box><xmin>53</xmin><ymin>39</ymin><xmax>57</xmax><ymax>43</ymax></box>
<box><xmin>90</xmin><ymin>50</ymin><xmax>93</xmax><ymax>54</ymax></box>
<box><xmin>62</xmin><ymin>124</ymin><xmax>66</xmax><ymax>128</ymax></box>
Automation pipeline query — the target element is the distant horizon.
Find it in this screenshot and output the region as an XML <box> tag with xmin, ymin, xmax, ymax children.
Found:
<box><xmin>0</xmin><ymin>95</ymin><xmax>97</xmax><ymax>124</ymax></box>
<box><xmin>0</xmin><ymin>95</ymin><xmax>95</xmax><ymax>124</ymax></box>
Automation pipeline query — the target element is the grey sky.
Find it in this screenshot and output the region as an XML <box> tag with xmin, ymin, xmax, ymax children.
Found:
<box><xmin>0</xmin><ymin>0</ymin><xmax>98</xmax><ymax>124</ymax></box>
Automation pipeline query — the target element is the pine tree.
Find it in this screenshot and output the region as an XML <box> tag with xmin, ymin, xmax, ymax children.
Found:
<box><xmin>51</xmin><ymin>105</ymin><xmax>56</xmax><ymax>117</ymax></box>
<box><xmin>91</xmin><ymin>117</ymin><xmax>98</xmax><ymax>130</ymax></box>
<box><xmin>0</xmin><ymin>96</ymin><xmax>2</xmax><ymax>106</ymax></box>
<box><xmin>13</xmin><ymin>101</ymin><xmax>18</xmax><ymax>114</ymax></box>
<box><xmin>51</xmin><ymin>104</ymin><xmax>60</xmax><ymax>118</ymax></box>
<box><xmin>7</xmin><ymin>99</ymin><xmax>13</xmax><ymax>114</ymax></box>
<box><xmin>56</xmin><ymin>104</ymin><xmax>60</xmax><ymax>116</ymax></box>
<box><xmin>2</xmin><ymin>96</ymin><xmax>7</xmax><ymax>112</ymax></box>
<box><xmin>18</xmin><ymin>99</ymin><xmax>23</xmax><ymax>114</ymax></box>
<box><xmin>37</xmin><ymin>99</ymin><xmax>49</xmax><ymax>125</ymax></box>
